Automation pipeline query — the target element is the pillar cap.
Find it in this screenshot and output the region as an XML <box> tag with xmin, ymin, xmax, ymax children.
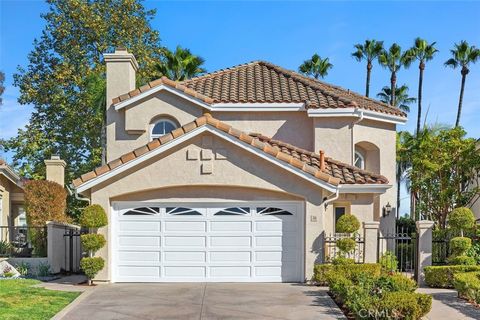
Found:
<box><xmin>363</xmin><ymin>221</ymin><xmax>380</xmax><ymax>229</ymax></box>
<box><xmin>416</xmin><ymin>220</ymin><xmax>435</xmax><ymax>229</ymax></box>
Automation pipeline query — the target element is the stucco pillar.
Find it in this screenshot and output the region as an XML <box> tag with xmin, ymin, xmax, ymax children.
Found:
<box><xmin>416</xmin><ymin>220</ymin><xmax>434</xmax><ymax>287</ymax></box>
<box><xmin>44</xmin><ymin>156</ymin><xmax>66</xmax><ymax>187</ymax></box>
<box><xmin>363</xmin><ymin>221</ymin><xmax>380</xmax><ymax>263</ymax></box>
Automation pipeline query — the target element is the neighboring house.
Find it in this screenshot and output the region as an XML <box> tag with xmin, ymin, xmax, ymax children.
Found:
<box><xmin>72</xmin><ymin>48</ymin><xmax>407</xmax><ymax>283</ymax></box>
<box><xmin>0</xmin><ymin>160</ymin><xmax>26</xmax><ymax>232</ymax></box>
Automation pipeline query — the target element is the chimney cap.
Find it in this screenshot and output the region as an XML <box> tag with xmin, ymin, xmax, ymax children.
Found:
<box><xmin>51</xmin><ymin>155</ymin><xmax>60</xmax><ymax>160</ymax></box>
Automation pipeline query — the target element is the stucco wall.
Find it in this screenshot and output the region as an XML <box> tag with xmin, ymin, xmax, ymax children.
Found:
<box><xmin>0</xmin><ymin>175</ymin><xmax>23</xmax><ymax>229</ymax></box>
<box><xmin>91</xmin><ymin>132</ymin><xmax>331</xmax><ymax>281</ymax></box>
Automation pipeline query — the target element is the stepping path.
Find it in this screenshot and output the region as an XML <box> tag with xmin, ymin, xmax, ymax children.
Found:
<box><xmin>417</xmin><ymin>288</ymin><xmax>480</xmax><ymax>320</ymax></box>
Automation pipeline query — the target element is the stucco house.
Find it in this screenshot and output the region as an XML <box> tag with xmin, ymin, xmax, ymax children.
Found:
<box><xmin>72</xmin><ymin>48</ymin><xmax>407</xmax><ymax>283</ymax></box>
<box><xmin>0</xmin><ymin>159</ymin><xmax>26</xmax><ymax>232</ymax></box>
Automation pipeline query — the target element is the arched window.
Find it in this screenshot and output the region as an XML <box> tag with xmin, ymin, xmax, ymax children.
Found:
<box><xmin>150</xmin><ymin>119</ymin><xmax>177</xmax><ymax>140</ymax></box>
<box><xmin>354</xmin><ymin>151</ymin><xmax>365</xmax><ymax>170</ymax></box>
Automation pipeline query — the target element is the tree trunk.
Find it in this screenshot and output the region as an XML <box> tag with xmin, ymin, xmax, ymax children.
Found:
<box><xmin>390</xmin><ymin>71</ymin><xmax>396</xmax><ymax>106</ymax></box>
<box><xmin>366</xmin><ymin>62</ymin><xmax>372</xmax><ymax>97</ymax></box>
<box><xmin>416</xmin><ymin>63</ymin><xmax>424</xmax><ymax>134</ymax></box>
<box><xmin>396</xmin><ymin>165</ymin><xmax>401</xmax><ymax>211</ymax></box>
<box><xmin>456</xmin><ymin>67</ymin><xmax>468</xmax><ymax>127</ymax></box>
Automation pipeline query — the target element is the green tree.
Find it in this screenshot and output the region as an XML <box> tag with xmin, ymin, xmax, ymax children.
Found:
<box><xmin>378</xmin><ymin>44</ymin><xmax>408</xmax><ymax>107</ymax></box>
<box><xmin>1</xmin><ymin>0</ymin><xmax>163</xmax><ymax>217</ymax></box>
<box><xmin>396</xmin><ymin>131</ymin><xmax>415</xmax><ymax>211</ymax></box>
<box><xmin>444</xmin><ymin>41</ymin><xmax>480</xmax><ymax>127</ymax></box>
<box><xmin>299</xmin><ymin>54</ymin><xmax>333</xmax><ymax>79</ymax></box>
<box><xmin>0</xmin><ymin>71</ymin><xmax>4</xmax><ymax>105</ymax></box>
<box><xmin>351</xmin><ymin>40</ymin><xmax>384</xmax><ymax>97</ymax></box>
<box><xmin>404</xmin><ymin>38</ymin><xmax>438</xmax><ymax>134</ymax></box>
<box><xmin>377</xmin><ymin>85</ymin><xmax>416</xmax><ymax>112</ymax></box>
<box><xmin>155</xmin><ymin>46</ymin><xmax>206</xmax><ymax>81</ymax></box>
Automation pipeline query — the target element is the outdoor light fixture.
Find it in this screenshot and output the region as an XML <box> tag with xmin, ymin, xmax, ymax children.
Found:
<box><xmin>383</xmin><ymin>202</ymin><xmax>392</xmax><ymax>217</ymax></box>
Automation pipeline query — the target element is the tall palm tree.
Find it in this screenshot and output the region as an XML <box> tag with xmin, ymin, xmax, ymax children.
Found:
<box><xmin>156</xmin><ymin>46</ymin><xmax>206</xmax><ymax>81</ymax></box>
<box><xmin>404</xmin><ymin>38</ymin><xmax>438</xmax><ymax>134</ymax></box>
<box><xmin>396</xmin><ymin>130</ymin><xmax>414</xmax><ymax>213</ymax></box>
<box><xmin>377</xmin><ymin>85</ymin><xmax>416</xmax><ymax>112</ymax></box>
<box><xmin>351</xmin><ymin>40</ymin><xmax>384</xmax><ymax>97</ymax></box>
<box><xmin>298</xmin><ymin>54</ymin><xmax>333</xmax><ymax>79</ymax></box>
<box><xmin>444</xmin><ymin>41</ymin><xmax>480</xmax><ymax>127</ymax></box>
<box><xmin>378</xmin><ymin>44</ymin><xmax>408</xmax><ymax>107</ymax></box>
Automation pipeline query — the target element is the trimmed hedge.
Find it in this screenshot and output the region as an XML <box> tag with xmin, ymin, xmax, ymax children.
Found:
<box><xmin>335</xmin><ymin>214</ymin><xmax>360</xmax><ymax>233</ymax></box>
<box><xmin>336</xmin><ymin>238</ymin><xmax>356</xmax><ymax>253</ymax></box>
<box><xmin>424</xmin><ymin>265</ymin><xmax>480</xmax><ymax>288</ymax></box>
<box><xmin>447</xmin><ymin>255</ymin><xmax>476</xmax><ymax>266</ymax></box>
<box><xmin>80</xmin><ymin>257</ymin><xmax>105</xmax><ymax>280</ymax></box>
<box><xmin>450</xmin><ymin>237</ymin><xmax>472</xmax><ymax>256</ymax></box>
<box><xmin>313</xmin><ymin>263</ymin><xmax>381</xmax><ymax>285</ymax></box>
<box><xmin>80</xmin><ymin>234</ymin><xmax>106</xmax><ymax>253</ymax></box>
<box><xmin>454</xmin><ymin>272</ymin><xmax>480</xmax><ymax>305</ymax></box>
<box><xmin>80</xmin><ymin>204</ymin><xmax>108</xmax><ymax>228</ymax></box>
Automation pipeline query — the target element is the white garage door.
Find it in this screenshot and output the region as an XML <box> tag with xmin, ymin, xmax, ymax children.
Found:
<box><xmin>112</xmin><ymin>202</ymin><xmax>304</xmax><ymax>282</ymax></box>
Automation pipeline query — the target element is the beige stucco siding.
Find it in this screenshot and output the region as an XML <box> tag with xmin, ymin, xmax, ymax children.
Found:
<box><xmin>0</xmin><ymin>175</ymin><xmax>24</xmax><ymax>232</ymax></box>
<box><xmin>313</xmin><ymin>117</ymin><xmax>354</xmax><ymax>164</ymax></box>
<box><xmin>91</xmin><ymin>132</ymin><xmax>330</xmax><ymax>281</ymax></box>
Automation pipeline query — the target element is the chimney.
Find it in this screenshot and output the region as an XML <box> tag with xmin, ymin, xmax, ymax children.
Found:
<box><xmin>103</xmin><ymin>47</ymin><xmax>139</xmax><ymax>106</ymax></box>
<box><xmin>319</xmin><ymin>150</ymin><xmax>325</xmax><ymax>171</ymax></box>
<box><xmin>44</xmin><ymin>155</ymin><xmax>66</xmax><ymax>187</ymax></box>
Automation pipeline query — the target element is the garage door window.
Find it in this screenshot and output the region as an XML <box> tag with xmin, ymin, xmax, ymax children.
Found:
<box><xmin>124</xmin><ymin>207</ymin><xmax>160</xmax><ymax>215</ymax></box>
<box><xmin>214</xmin><ymin>207</ymin><xmax>250</xmax><ymax>215</ymax></box>
<box><xmin>166</xmin><ymin>207</ymin><xmax>202</xmax><ymax>215</ymax></box>
<box><xmin>257</xmin><ymin>207</ymin><xmax>293</xmax><ymax>215</ymax></box>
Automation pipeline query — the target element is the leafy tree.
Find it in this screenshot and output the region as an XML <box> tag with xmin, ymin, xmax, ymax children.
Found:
<box><xmin>1</xmin><ymin>0</ymin><xmax>163</xmax><ymax>217</ymax></box>
<box><xmin>444</xmin><ymin>41</ymin><xmax>480</xmax><ymax>127</ymax></box>
<box><xmin>403</xmin><ymin>38</ymin><xmax>438</xmax><ymax>134</ymax></box>
<box><xmin>378</xmin><ymin>44</ymin><xmax>408</xmax><ymax>107</ymax></box>
<box><xmin>0</xmin><ymin>71</ymin><xmax>4</xmax><ymax>106</ymax></box>
<box><xmin>377</xmin><ymin>85</ymin><xmax>416</xmax><ymax>112</ymax></box>
<box><xmin>155</xmin><ymin>46</ymin><xmax>206</xmax><ymax>81</ymax></box>
<box><xmin>299</xmin><ymin>54</ymin><xmax>333</xmax><ymax>79</ymax></box>
<box><xmin>404</xmin><ymin>127</ymin><xmax>480</xmax><ymax>227</ymax></box>
<box><xmin>351</xmin><ymin>40</ymin><xmax>384</xmax><ymax>97</ymax></box>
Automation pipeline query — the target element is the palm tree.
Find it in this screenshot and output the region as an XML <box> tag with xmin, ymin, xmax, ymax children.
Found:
<box><xmin>351</xmin><ymin>40</ymin><xmax>384</xmax><ymax>97</ymax></box>
<box><xmin>378</xmin><ymin>44</ymin><xmax>408</xmax><ymax>107</ymax></box>
<box><xmin>156</xmin><ymin>46</ymin><xmax>206</xmax><ymax>81</ymax></box>
<box><xmin>404</xmin><ymin>38</ymin><xmax>438</xmax><ymax>134</ymax></box>
<box><xmin>444</xmin><ymin>41</ymin><xmax>480</xmax><ymax>127</ymax></box>
<box><xmin>298</xmin><ymin>54</ymin><xmax>333</xmax><ymax>79</ymax></box>
<box><xmin>377</xmin><ymin>85</ymin><xmax>416</xmax><ymax>112</ymax></box>
<box><xmin>396</xmin><ymin>131</ymin><xmax>414</xmax><ymax>213</ymax></box>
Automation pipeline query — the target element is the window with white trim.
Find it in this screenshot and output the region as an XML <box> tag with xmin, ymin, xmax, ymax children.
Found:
<box><xmin>123</xmin><ymin>207</ymin><xmax>160</xmax><ymax>215</ymax></box>
<box><xmin>354</xmin><ymin>151</ymin><xmax>365</xmax><ymax>170</ymax></box>
<box><xmin>215</xmin><ymin>207</ymin><xmax>250</xmax><ymax>215</ymax></box>
<box><xmin>257</xmin><ymin>207</ymin><xmax>293</xmax><ymax>215</ymax></box>
<box><xmin>150</xmin><ymin>119</ymin><xmax>177</xmax><ymax>140</ymax></box>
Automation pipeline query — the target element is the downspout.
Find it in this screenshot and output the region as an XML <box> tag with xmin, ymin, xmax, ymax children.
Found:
<box><xmin>323</xmin><ymin>189</ymin><xmax>340</xmax><ymax>209</ymax></box>
<box><xmin>66</xmin><ymin>184</ymin><xmax>91</xmax><ymax>204</ymax></box>
<box><xmin>351</xmin><ymin>108</ymin><xmax>364</xmax><ymax>165</ymax></box>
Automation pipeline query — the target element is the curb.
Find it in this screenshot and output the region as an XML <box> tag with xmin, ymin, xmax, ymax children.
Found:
<box><xmin>51</xmin><ymin>287</ymin><xmax>96</xmax><ymax>320</ymax></box>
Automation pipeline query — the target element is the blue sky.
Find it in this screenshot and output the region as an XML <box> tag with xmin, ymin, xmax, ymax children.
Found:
<box><xmin>1</xmin><ymin>1</ymin><xmax>480</xmax><ymax>215</ymax></box>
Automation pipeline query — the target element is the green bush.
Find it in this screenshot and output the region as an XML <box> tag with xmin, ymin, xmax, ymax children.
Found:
<box><xmin>381</xmin><ymin>292</ymin><xmax>432</xmax><ymax>320</ymax></box>
<box><xmin>80</xmin><ymin>257</ymin><xmax>105</xmax><ymax>280</ymax></box>
<box><xmin>467</xmin><ymin>242</ymin><xmax>480</xmax><ymax>265</ymax></box>
<box><xmin>79</xmin><ymin>204</ymin><xmax>108</xmax><ymax>228</ymax></box>
<box><xmin>450</xmin><ymin>237</ymin><xmax>472</xmax><ymax>257</ymax></box>
<box><xmin>448</xmin><ymin>207</ymin><xmax>475</xmax><ymax>236</ymax></box>
<box><xmin>379</xmin><ymin>273</ymin><xmax>417</xmax><ymax>292</ymax></box>
<box><xmin>81</xmin><ymin>234</ymin><xmax>106</xmax><ymax>253</ymax></box>
<box><xmin>313</xmin><ymin>264</ymin><xmax>332</xmax><ymax>285</ymax></box>
<box><xmin>379</xmin><ymin>251</ymin><xmax>398</xmax><ymax>272</ymax></box>
<box><xmin>454</xmin><ymin>272</ymin><xmax>480</xmax><ymax>304</ymax></box>
<box><xmin>447</xmin><ymin>255</ymin><xmax>477</xmax><ymax>266</ymax></box>
<box><xmin>335</xmin><ymin>214</ymin><xmax>360</xmax><ymax>233</ymax></box>
<box><xmin>0</xmin><ymin>240</ymin><xmax>12</xmax><ymax>256</ymax></box>
<box><xmin>424</xmin><ymin>265</ymin><xmax>480</xmax><ymax>288</ymax></box>
<box><xmin>313</xmin><ymin>263</ymin><xmax>381</xmax><ymax>285</ymax></box>
<box><xmin>331</xmin><ymin>257</ymin><xmax>355</xmax><ymax>265</ymax></box>
<box><xmin>336</xmin><ymin>238</ymin><xmax>356</xmax><ymax>254</ymax></box>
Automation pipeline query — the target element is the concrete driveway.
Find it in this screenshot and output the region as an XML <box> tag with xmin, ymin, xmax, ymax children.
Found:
<box><xmin>59</xmin><ymin>283</ymin><xmax>345</xmax><ymax>320</ymax></box>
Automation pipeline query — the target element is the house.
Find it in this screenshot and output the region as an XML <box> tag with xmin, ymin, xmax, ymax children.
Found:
<box><xmin>0</xmin><ymin>159</ymin><xmax>26</xmax><ymax>234</ymax></box>
<box><xmin>72</xmin><ymin>48</ymin><xmax>407</xmax><ymax>283</ymax></box>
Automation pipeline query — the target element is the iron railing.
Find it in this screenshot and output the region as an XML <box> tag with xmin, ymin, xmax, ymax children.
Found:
<box><xmin>378</xmin><ymin>227</ymin><xmax>417</xmax><ymax>278</ymax></box>
<box><xmin>0</xmin><ymin>226</ymin><xmax>47</xmax><ymax>257</ymax></box>
<box><xmin>323</xmin><ymin>233</ymin><xmax>365</xmax><ymax>263</ymax></box>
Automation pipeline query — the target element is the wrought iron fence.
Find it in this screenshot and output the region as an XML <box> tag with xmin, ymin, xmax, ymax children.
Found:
<box><xmin>323</xmin><ymin>233</ymin><xmax>365</xmax><ymax>263</ymax></box>
<box><xmin>432</xmin><ymin>238</ymin><xmax>450</xmax><ymax>265</ymax></box>
<box><xmin>378</xmin><ymin>227</ymin><xmax>417</xmax><ymax>278</ymax></box>
<box><xmin>0</xmin><ymin>226</ymin><xmax>47</xmax><ymax>257</ymax></box>
<box><xmin>63</xmin><ymin>227</ymin><xmax>87</xmax><ymax>273</ymax></box>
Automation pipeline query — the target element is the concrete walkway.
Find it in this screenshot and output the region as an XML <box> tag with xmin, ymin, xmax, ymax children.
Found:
<box><xmin>34</xmin><ymin>274</ymin><xmax>90</xmax><ymax>292</ymax></box>
<box><xmin>57</xmin><ymin>283</ymin><xmax>345</xmax><ymax>320</ymax></box>
<box><xmin>418</xmin><ymin>288</ymin><xmax>480</xmax><ymax>320</ymax></box>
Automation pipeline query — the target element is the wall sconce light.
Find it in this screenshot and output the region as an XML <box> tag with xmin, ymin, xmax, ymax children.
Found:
<box><xmin>383</xmin><ymin>202</ymin><xmax>392</xmax><ymax>217</ymax></box>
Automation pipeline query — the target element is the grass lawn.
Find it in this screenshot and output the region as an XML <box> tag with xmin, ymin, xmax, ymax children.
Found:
<box><xmin>0</xmin><ymin>279</ymin><xmax>80</xmax><ymax>320</ymax></box>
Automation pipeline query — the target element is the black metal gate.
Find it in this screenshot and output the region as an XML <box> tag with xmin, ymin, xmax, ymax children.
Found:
<box><xmin>378</xmin><ymin>227</ymin><xmax>417</xmax><ymax>279</ymax></box>
<box><xmin>63</xmin><ymin>228</ymin><xmax>87</xmax><ymax>273</ymax></box>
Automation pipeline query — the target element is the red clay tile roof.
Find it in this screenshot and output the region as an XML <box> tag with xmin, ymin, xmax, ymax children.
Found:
<box><xmin>72</xmin><ymin>115</ymin><xmax>389</xmax><ymax>188</ymax></box>
<box><xmin>112</xmin><ymin>61</ymin><xmax>406</xmax><ymax>118</ymax></box>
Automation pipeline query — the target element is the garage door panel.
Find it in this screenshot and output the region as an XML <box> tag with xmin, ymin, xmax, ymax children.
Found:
<box><xmin>210</xmin><ymin>221</ymin><xmax>251</xmax><ymax>232</ymax></box>
<box><xmin>210</xmin><ymin>251</ymin><xmax>251</xmax><ymax>262</ymax></box>
<box><xmin>210</xmin><ymin>236</ymin><xmax>251</xmax><ymax>247</ymax></box>
<box><xmin>118</xmin><ymin>251</ymin><xmax>160</xmax><ymax>262</ymax></box>
<box><xmin>118</xmin><ymin>266</ymin><xmax>160</xmax><ymax>277</ymax></box>
<box><xmin>164</xmin><ymin>236</ymin><xmax>206</xmax><ymax>247</ymax></box>
<box><xmin>164</xmin><ymin>266</ymin><xmax>205</xmax><ymax>277</ymax></box>
<box><xmin>119</xmin><ymin>236</ymin><xmax>160</xmax><ymax>247</ymax></box>
<box><xmin>119</xmin><ymin>221</ymin><xmax>161</xmax><ymax>232</ymax></box>
<box><xmin>210</xmin><ymin>266</ymin><xmax>251</xmax><ymax>277</ymax></box>
<box><xmin>255</xmin><ymin>236</ymin><xmax>282</xmax><ymax>247</ymax></box>
<box><xmin>164</xmin><ymin>221</ymin><xmax>206</xmax><ymax>232</ymax></box>
<box><xmin>164</xmin><ymin>251</ymin><xmax>206</xmax><ymax>262</ymax></box>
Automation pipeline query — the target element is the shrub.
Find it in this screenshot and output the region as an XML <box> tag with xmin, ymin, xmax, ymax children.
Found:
<box><xmin>331</xmin><ymin>257</ymin><xmax>355</xmax><ymax>265</ymax></box>
<box><xmin>79</xmin><ymin>204</ymin><xmax>108</xmax><ymax>228</ymax></box>
<box><xmin>313</xmin><ymin>263</ymin><xmax>381</xmax><ymax>285</ymax></box>
<box><xmin>0</xmin><ymin>240</ymin><xmax>12</xmax><ymax>256</ymax></box>
<box><xmin>37</xmin><ymin>262</ymin><xmax>51</xmax><ymax>277</ymax></box>
<box><xmin>15</xmin><ymin>262</ymin><xmax>30</xmax><ymax>276</ymax></box>
<box><xmin>24</xmin><ymin>180</ymin><xmax>68</xmax><ymax>226</ymax></box>
<box><xmin>336</xmin><ymin>238</ymin><xmax>356</xmax><ymax>255</ymax></box>
<box><xmin>379</xmin><ymin>251</ymin><xmax>398</xmax><ymax>272</ymax></box>
<box><xmin>424</xmin><ymin>265</ymin><xmax>480</xmax><ymax>288</ymax></box>
<box><xmin>454</xmin><ymin>272</ymin><xmax>480</xmax><ymax>304</ymax></box>
<box><xmin>450</xmin><ymin>237</ymin><xmax>472</xmax><ymax>257</ymax></box>
<box><xmin>467</xmin><ymin>242</ymin><xmax>480</xmax><ymax>265</ymax></box>
<box><xmin>81</xmin><ymin>234</ymin><xmax>106</xmax><ymax>253</ymax></box>
<box><xmin>313</xmin><ymin>264</ymin><xmax>332</xmax><ymax>285</ymax></box>
<box><xmin>447</xmin><ymin>255</ymin><xmax>476</xmax><ymax>266</ymax></box>
<box><xmin>448</xmin><ymin>207</ymin><xmax>475</xmax><ymax>236</ymax></box>
<box><xmin>335</xmin><ymin>214</ymin><xmax>360</xmax><ymax>233</ymax></box>
<box><xmin>80</xmin><ymin>257</ymin><xmax>105</xmax><ymax>280</ymax></box>
<box><xmin>381</xmin><ymin>292</ymin><xmax>432</xmax><ymax>320</ymax></box>
<box><xmin>379</xmin><ymin>273</ymin><xmax>417</xmax><ymax>292</ymax></box>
